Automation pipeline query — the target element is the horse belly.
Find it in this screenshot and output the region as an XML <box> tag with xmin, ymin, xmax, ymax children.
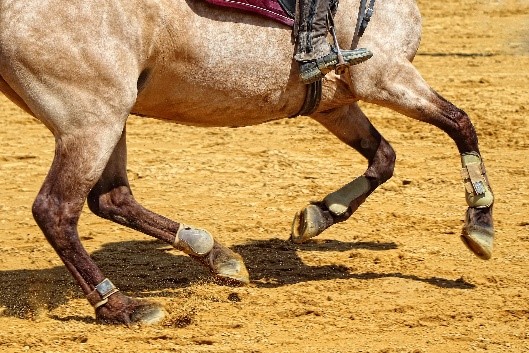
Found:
<box><xmin>132</xmin><ymin>75</ymin><xmax>306</xmax><ymax>127</ymax></box>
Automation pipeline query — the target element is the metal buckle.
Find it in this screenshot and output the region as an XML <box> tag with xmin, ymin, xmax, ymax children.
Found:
<box><xmin>87</xmin><ymin>278</ymin><xmax>119</xmax><ymax>309</ymax></box>
<box><xmin>472</xmin><ymin>180</ymin><xmax>486</xmax><ymax>195</ymax></box>
<box><xmin>95</xmin><ymin>278</ymin><xmax>118</xmax><ymax>299</ymax></box>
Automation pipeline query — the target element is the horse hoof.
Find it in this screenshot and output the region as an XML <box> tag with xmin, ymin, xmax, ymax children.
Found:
<box><xmin>461</xmin><ymin>224</ymin><xmax>494</xmax><ymax>260</ymax></box>
<box><xmin>214</xmin><ymin>257</ymin><xmax>250</xmax><ymax>285</ymax></box>
<box><xmin>207</xmin><ymin>245</ymin><xmax>250</xmax><ymax>285</ymax></box>
<box><xmin>290</xmin><ymin>204</ymin><xmax>332</xmax><ymax>244</ymax></box>
<box><xmin>130</xmin><ymin>300</ymin><xmax>167</xmax><ymax>325</ymax></box>
<box><xmin>96</xmin><ymin>297</ymin><xmax>166</xmax><ymax>325</ymax></box>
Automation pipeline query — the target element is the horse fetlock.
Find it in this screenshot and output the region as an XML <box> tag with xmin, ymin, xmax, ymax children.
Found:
<box><xmin>461</xmin><ymin>152</ymin><xmax>494</xmax><ymax>208</ymax></box>
<box><xmin>86</xmin><ymin>278</ymin><xmax>120</xmax><ymax>309</ymax></box>
<box><xmin>323</xmin><ymin>175</ymin><xmax>371</xmax><ymax>216</ymax></box>
<box><xmin>174</xmin><ymin>224</ymin><xmax>215</xmax><ymax>256</ymax></box>
<box><xmin>290</xmin><ymin>203</ymin><xmax>334</xmax><ymax>243</ymax></box>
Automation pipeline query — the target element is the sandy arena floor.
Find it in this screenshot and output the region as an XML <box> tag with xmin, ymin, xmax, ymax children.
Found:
<box><xmin>0</xmin><ymin>0</ymin><xmax>528</xmax><ymax>352</ymax></box>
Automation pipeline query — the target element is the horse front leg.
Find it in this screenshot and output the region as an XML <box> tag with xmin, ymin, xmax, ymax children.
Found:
<box><xmin>87</xmin><ymin>128</ymin><xmax>249</xmax><ymax>286</ymax></box>
<box><xmin>291</xmin><ymin>104</ymin><xmax>395</xmax><ymax>243</ymax></box>
<box><xmin>32</xmin><ymin>122</ymin><xmax>166</xmax><ymax>325</ymax></box>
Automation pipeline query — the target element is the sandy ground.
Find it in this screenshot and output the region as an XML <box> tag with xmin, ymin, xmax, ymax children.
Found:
<box><xmin>0</xmin><ymin>0</ymin><xmax>528</xmax><ymax>352</ymax></box>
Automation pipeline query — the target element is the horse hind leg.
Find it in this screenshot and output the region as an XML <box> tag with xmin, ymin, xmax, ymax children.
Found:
<box><xmin>86</xmin><ymin>128</ymin><xmax>249</xmax><ymax>286</ymax></box>
<box><xmin>291</xmin><ymin>103</ymin><xmax>396</xmax><ymax>243</ymax></box>
<box><xmin>356</xmin><ymin>60</ymin><xmax>494</xmax><ymax>259</ymax></box>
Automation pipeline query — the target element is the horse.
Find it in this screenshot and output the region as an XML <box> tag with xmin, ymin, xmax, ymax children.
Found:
<box><xmin>0</xmin><ymin>0</ymin><xmax>494</xmax><ymax>325</ymax></box>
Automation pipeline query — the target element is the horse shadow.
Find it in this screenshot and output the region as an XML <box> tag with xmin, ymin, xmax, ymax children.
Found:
<box><xmin>232</xmin><ymin>238</ymin><xmax>476</xmax><ymax>289</ymax></box>
<box><xmin>0</xmin><ymin>237</ymin><xmax>475</xmax><ymax>320</ymax></box>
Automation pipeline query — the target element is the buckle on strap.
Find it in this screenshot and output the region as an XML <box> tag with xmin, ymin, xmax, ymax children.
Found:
<box><xmin>460</xmin><ymin>153</ymin><xmax>493</xmax><ymax>208</ymax></box>
<box><xmin>86</xmin><ymin>278</ymin><xmax>119</xmax><ymax>309</ymax></box>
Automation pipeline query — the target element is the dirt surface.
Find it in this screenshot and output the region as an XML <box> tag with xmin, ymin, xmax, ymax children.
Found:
<box><xmin>0</xmin><ymin>0</ymin><xmax>528</xmax><ymax>352</ymax></box>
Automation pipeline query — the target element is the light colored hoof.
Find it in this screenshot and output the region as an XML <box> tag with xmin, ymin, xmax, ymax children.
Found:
<box><xmin>193</xmin><ymin>243</ymin><xmax>250</xmax><ymax>286</ymax></box>
<box><xmin>461</xmin><ymin>224</ymin><xmax>494</xmax><ymax>260</ymax></box>
<box><xmin>290</xmin><ymin>204</ymin><xmax>331</xmax><ymax>244</ymax></box>
<box><xmin>208</xmin><ymin>248</ymin><xmax>250</xmax><ymax>285</ymax></box>
<box><xmin>130</xmin><ymin>301</ymin><xmax>167</xmax><ymax>325</ymax></box>
<box><xmin>214</xmin><ymin>257</ymin><xmax>250</xmax><ymax>285</ymax></box>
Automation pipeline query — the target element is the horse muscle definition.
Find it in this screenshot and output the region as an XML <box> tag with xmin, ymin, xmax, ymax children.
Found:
<box><xmin>0</xmin><ymin>0</ymin><xmax>494</xmax><ymax>324</ymax></box>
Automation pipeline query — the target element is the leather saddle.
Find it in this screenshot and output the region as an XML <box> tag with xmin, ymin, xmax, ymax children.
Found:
<box><xmin>203</xmin><ymin>0</ymin><xmax>296</xmax><ymax>27</ymax></box>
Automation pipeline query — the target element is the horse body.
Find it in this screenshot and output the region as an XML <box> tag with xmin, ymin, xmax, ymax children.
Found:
<box><xmin>1</xmin><ymin>0</ymin><xmax>420</xmax><ymax>125</ymax></box>
<box><xmin>133</xmin><ymin>2</ymin><xmax>302</xmax><ymax>126</ymax></box>
<box><xmin>0</xmin><ymin>0</ymin><xmax>494</xmax><ymax>324</ymax></box>
<box><xmin>133</xmin><ymin>0</ymin><xmax>421</xmax><ymax>125</ymax></box>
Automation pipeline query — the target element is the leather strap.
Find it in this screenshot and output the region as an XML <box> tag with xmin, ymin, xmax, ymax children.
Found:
<box><xmin>357</xmin><ymin>0</ymin><xmax>376</xmax><ymax>37</ymax></box>
<box><xmin>290</xmin><ymin>79</ymin><xmax>322</xmax><ymax>117</ymax></box>
<box><xmin>277</xmin><ymin>0</ymin><xmax>295</xmax><ymax>17</ymax></box>
<box><xmin>86</xmin><ymin>278</ymin><xmax>120</xmax><ymax>309</ymax></box>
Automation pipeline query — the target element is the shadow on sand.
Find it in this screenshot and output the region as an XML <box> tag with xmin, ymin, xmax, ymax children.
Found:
<box><xmin>0</xmin><ymin>237</ymin><xmax>475</xmax><ymax>320</ymax></box>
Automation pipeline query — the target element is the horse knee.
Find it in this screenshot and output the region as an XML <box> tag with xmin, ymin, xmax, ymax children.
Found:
<box><xmin>380</xmin><ymin>143</ymin><xmax>396</xmax><ymax>183</ymax></box>
<box><xmin>32</xmin><ymin>193</ymin><xmax>54</xmax><ymax>229</ymax></box>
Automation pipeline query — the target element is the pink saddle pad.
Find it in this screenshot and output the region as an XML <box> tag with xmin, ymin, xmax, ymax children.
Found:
<box><xmin>204</xmin><ymin>0</ymin><xmax>295</xmax><ymax>27</ymax></box>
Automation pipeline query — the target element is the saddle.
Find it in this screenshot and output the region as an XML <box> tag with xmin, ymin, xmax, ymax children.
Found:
<box><xmin>203</xmin><ymin>0</ymin><xmax>375</xmax><ymax>35</ymax></box>
<box><xmin>204</xmin><ymin>0</ymin><xmax>296</xmax><ymax>27</ymax></box>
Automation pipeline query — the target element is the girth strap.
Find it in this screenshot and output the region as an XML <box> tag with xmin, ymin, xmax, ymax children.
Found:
<box><xmin>290</xmin><ymin>80</ymin><xmax>322</xmax><ymax>117</ymax></box>
<box><xmin>289</xmin><ymin>0</ymin><xmax>375</xmax><ymax>118</ymax></box>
